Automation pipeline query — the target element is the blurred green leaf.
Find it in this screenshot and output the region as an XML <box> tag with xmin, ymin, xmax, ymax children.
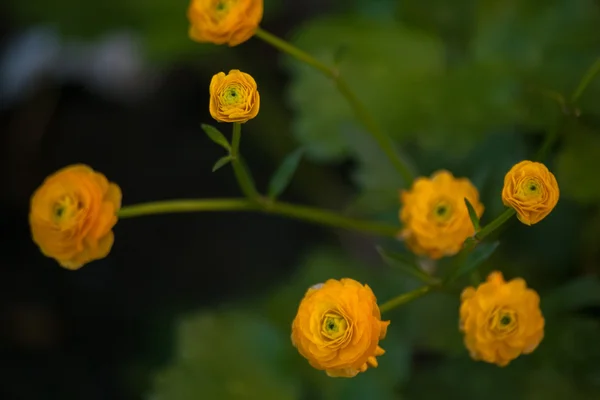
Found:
<box><xmin>285</xmin><ymin>16</ymin><xmax>444</xmax><ymax>161</ymax></box>
<box><xmin>343</xmin><ymin>125</ymin><xmax>405</xmax><ymax>212</ymax></box>
<box><xmin>542</xmin><ymin>276</ymin><xmax>600</xmax><ymax>316</ymax></box>
<box><xmin>212</xmin><ymin>155</ymin><xmax>232</xmax><ymax>172</ymax></box>
<box><xmin>556</xmin><ymin>124</ymin><xmax>600</xmax><ymax>204</ymax></box>
<box><xmin>571</xmin><ymin>57</ymin><xmax>600</xmax><ymax>103</ymax></box>
<box><xmin>396</xmin><ymin>0</ymin><xmax>476</xmax><ymax>50</ymax></box>
<box><xmin>202</xmin><ymin>124</ymin><xmax>231</xmax><ymax>152</ymax></box>
<box><xmin>472</xmin><ymin>0</ymin><xmax>600</xmax><ymax>95</ymax></box>
<box><xmin>453</xmin><ymin>241</ymin><xmax>500</xmax><ymax>281</ymax></box>
<box><xmin>526</xmin><ymin>368</ymin><xmax>583</xmax><ymax>400</ymax></box>
<box><xmin>464</xmin><ymin>198</ymin><xmax>481</xmax><ymax>232</ymax></box>
<box><xmin>150</xmin><ymin>310</ymin><xmax>299</xmax><ymax>400</ymax></box>
<box><xmin>377</xmin><ymin>246</ymin><xmax>436</xmax><ymax>284</ymax></box>
<box><xmin>406</xmin><ymin>291</ymin><xmax>463</xmax><ymax>354</ymax></box>
<box><xmin>267</xmin><ymin>148</ymin><xmax>304</xmax><ymax>199</ymax></box>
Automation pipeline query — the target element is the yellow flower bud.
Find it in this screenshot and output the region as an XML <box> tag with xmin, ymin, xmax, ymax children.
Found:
<box><xmin>501</xmin><ymin>160</ymin><xmax>559</xmax><ymax>225</ymax></box>
<box><xmin>459</xmin><ymin>271</ymin><xmax>545</xmax><ymax>367</ymax></box>
<box><xmin>291</xmin><ymin>278</ymin><xmax>390</xmax><ymax>378</ymax></box>
<box><xmin>187</xmin><ymin>0</ymin><xmax>263</xmax><ymax>47</ymax></box>
<box><xmin>399</xmin><ymin>170</ymin><xmax>484</xmax><ymax>259</ymax></box>
<box><xmin>29</xmin><ymin>164</ymin><xmax>122</xmax><ymax>270</ymax></box>
<box><xmin>209</xmin><ymin>69</ymin><xmax>260</xmax><ymax>123</ymax></box>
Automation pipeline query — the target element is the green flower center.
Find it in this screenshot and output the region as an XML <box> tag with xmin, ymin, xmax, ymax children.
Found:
<box><xmin>221</xmin><ymin>84</ymin><xmax>245</xmax><ymax>106</ymax></box>
<box><xmin>321</xmin><ymin>312</ymin><xmax>348</xmax><ymax>340</ymax></box>
<box><xmin>52</xmin><ymin>195</ymin><xmax>82</xmax><ymax>224</ymax></box>
<box><xmin>489</xmin><ymin>307</ymin><xmax>518</xmax><ymax>336</ymax></box>
<box><xmin>213</xmin><ymin>0</ymin><xmax>238</xmax><ymax>15</ymax></box>
<box><xmin>431</xmin><ymin>199</ymin><xmax>453</xmax><ymax>223</ymax></box>
<box><xmin>518</xmin><ymin>178</ymin><xmax>543</xmax><ymax>199</ymax></box>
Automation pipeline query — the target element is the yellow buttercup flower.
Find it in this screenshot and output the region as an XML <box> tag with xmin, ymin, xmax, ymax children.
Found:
<box><xmin>29</xmin><ymin>164</ymin><xmax>122</xmax><ymax>270</ymax></box>
<box><xmin>399</xmin><ymin>170</ymin><xmax>484</xmax><ymax>259</ymax></box>
<box><xmin>187</xmin><ymin>0</ymin><xmax>263</xmax><ymax>47</ymax></box>
<box><xmin>501</xmin><ymin>160</ymin><xmax>559</xmax><ymax>225</ymax></box>
<box><xmin>209</xmin><ymin>69</ymin><xmax>260</xmax><ymax>123</ymax></box>
<box><xmin>459</xmin><ymin>271</ymin><xmax>544</xmax><ymax>367</ymax></box>
<box><xmin>291</xmin><ymin>278</ymin><xmax>390</xmax><ymax>378</ymax></box>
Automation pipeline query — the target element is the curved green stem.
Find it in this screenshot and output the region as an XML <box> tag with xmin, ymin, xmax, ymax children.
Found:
<box><xmin>534</xmin><ymin>122</ymin><xmax>561</xmax><ymax>162</ymax></box>
<box><xmin>474</xmin><ymin>207</ymin><xmax>516</xmax><ymax>243</ymax></box>
<box><xmin>379</xmin><ymin>285</ymin><xmax>432</xmax><ymax>314</ymax></box>
<box><xmin>117</xmin><ymin>198</ymin><xmax>400</xmax><ymax>237</ymax></box>
<box><xmin>254</xmin><ymin>27</ymin><xmax>415</xmax><ymax>185</ymax></box>
<box><xmin>117</xmin><ymin>199</ymin><xmax>254</xmax><ymax>218</ymax></box>
<box><xmin>445</xmin><ymin>207</ymin><xmax>516</xmax><ymax>284</ymax></box>
<box><xmin>571</xmin><ymin>57</ymin><xmax>600</xmax><ymax>103</ymax></box>
<box><xmin>231</xmin><ymin>122</ymin><xmax>260</xmax><ymax>200</ymax></box>
<box><xmin>254</xmin><ymin>27</ymin><xmax>333</xmax><ymax>78</ymax></box>
<box><xmin>334</xmin><ymin>79</ymin><xmax>414</xmax><ymax>184</ymax></box>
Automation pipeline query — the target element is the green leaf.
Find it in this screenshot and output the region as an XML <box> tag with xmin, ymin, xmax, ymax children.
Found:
<box><xmin>376</xmin><ymin>246</ymin><xmax>437</xmax><ymax>284</ymax></box>
<box><xmin>150</xmin><ymin>311</ymin><xmax>300</xmax><ymax>400</ymax></box>
<box><xmin>464</xmin><ymin>198</ymin><xmax>481</xmax><ymax>232</ymax></box>
<box><xmin>333</xmin><ymin>44</ymin><xmax>348</xmax><ymax>66</ymax></box>
<box><xmin>542</xmin><ymin>275</ymin><xmax>600</xmax><ymax>316</ymax></box>
<box><xmin>201</xmin><ymin>124</ymin><xmax>231</xmax><ymax>152</ymax></box>
<box><xmin>267</xmin><ymin>148</ymin><xmax>304</xmax><ymax>199</ymax></box>
<box><xmin>211</xmin><ymin>156</ymin><xmax>232</xmax><ymax>172</ymax></box>
<box><xmin>285</xmin><ymin>16</ymin><xmax>444</xmax><ymax>161</ymax></box>
<box><xmin>556</xmin><ymin>124</ymin><xmax>600</xmax><ymax>204</ymax></box>
<box><xmin>455</xmin><ymin>241</ymin><xmax>500</xmax><ymax>280</ymax></box>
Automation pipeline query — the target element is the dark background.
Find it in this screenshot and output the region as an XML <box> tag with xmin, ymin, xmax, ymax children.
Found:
<box><xmin>2</xmin><ymin>0</ymin><xmax>600</xmax><ymax>399</ymax></box>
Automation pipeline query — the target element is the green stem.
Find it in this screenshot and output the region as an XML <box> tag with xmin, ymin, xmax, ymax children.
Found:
<box><xmin>335</xmin><ymin>79</ymin><xmax>414</xmax><ymax>184</ymax></box>
<box><xmin>265</xmin><ymin>201</ymin><xmax>399</xmax><ymax>237</ymax></box>
<box><xmin>117</xmin><ymin>199</ymin><xmax>254</xmax><ymax>218</ymax></box>
<box><xmin>254</xmin><ymin>27</ymin><xmax>334</xmax><ymax>78</ymax></box>
<box><xmin>474</xmin><ymin>208</ymin><xmax>516</xmax><ymax>242</ymax></box>
<box><xmin>254</xmin><ymin>27</ymin><xmax>414</xmax><ymax>185</ymax></box>
<box><xmin>379</xmin><ymin>285</ymin><xmax>432</xmax><ymax>314</ymax></box>
<box><xmin>534</xmin><ymin>122</ymin><xmax>561</xmax><ymax>162</ymax></box>
<box><xmin>445</xmin><ymin>207</ymin><xmax>516</xmax><ymax>284</ymax></box>
<box><xmin>571</xmin><ymin>57</ymin><xmax>600</xmax><ymax>103</ymax></box>
<box><xmin>117</xmin><ymin>198</ymin><xmax>400</xmax><ymax>237</ymax></box>
<box><xmin>231</xmin><ymin>122</ymin><xmax>260</xmax><ymax>200</ymax></box>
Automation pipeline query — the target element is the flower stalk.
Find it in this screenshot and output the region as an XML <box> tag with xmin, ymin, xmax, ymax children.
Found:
<box><xmin>254</xmin><ymin>27</ymin><xmax>415</xmax><ymax>186</ymax></box>
<box><xmin>230</xmin><ymin>122</ymin><xmax>261</xmax><ymax>200</ymax></box>
<box><xmin>379</xmin><ymin>285</ymin><xmax>432</xmax><ymax>314</ymax></box>
<box><xmin>118</xmin><ymin>198</ymin><xmax>400</xmax><ymax>237</ymax></box>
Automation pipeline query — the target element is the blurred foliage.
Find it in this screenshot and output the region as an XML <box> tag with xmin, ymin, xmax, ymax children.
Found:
<box><xmin>285</xmin><ymin>0</ymin><xmax>600</xmax><ymax>215</ymax></box>
<box><xmin>9</xmin><ymin>0</ymin><xmax>600</xmax><ymax>398</ymax></box>
<box><xmin>556</xmin><ymin>122</ymin><xmax>600</xmax><ymax>204</ymax></box>
<box><xmin>8</xmin><ymin>0</ymin><xmax>283</xmax><ymax>60</ymax></box>
<box><xmin>151</xmin><ymin>247</ymin><xmax>600</xmax><ymax>399</ymax></box>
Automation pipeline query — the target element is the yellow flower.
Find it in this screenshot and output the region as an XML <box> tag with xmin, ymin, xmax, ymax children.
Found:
<box><xmin>187</xmin><ymin>0</ymin><xmax>263</xmax><ymax>47</ymax></box>
<box><xmin>459</xmin><ymin>271</ymin><xmax>544</xmax><ymax>367</ymax></box>
<box><xmin>209</xmin><ymin>69</ymin><xmax>260</xmax><ymax>123</ymax></box>
<box><xmin>29</xmin><ymin>164</ymin><xmax>122</xmax><ymax>270</ymax></box>
<box><xmin>501</xmin><ymin>160</ymin><xmax>559</xmax><ymax>225</ymax></box>
<box><xmin>291</xmin><ymin>278</ymin><xmax>390</xmax><ymax>378</ymax></box>
<box><xmin>399</xmin><ymin>170</ymin><xmax>484</xmax><ymax>259</ymax></box>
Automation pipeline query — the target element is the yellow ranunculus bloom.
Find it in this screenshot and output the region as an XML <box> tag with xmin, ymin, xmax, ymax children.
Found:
<box><xmin>187</xmin><ymin>0</ymin><xmax>263</xmax><ymax>47</ymax></box>
<box><xmin>291</xmin><ymin>278</ymin><xmax>390</xmax><ymax>378</ymax></box>
<box><xmin>459</xmin><ymin>271</ymin><xmax>545</xmax><ymax>367</ymax></box>
<box><xmin>399</xmin><ymin>170</ymin><xmax>484</xmax><ymax>259</ymax></box>
<box><xmin>501</xmin><ymin>160</ymin><xmax>559</xmax><ymax>225</ymax></box>
<box><xmin>209</xmin><ymin>69</ymin><xmax>260</xmax><ymax>123</ymax></box>
<box><xmin>29</xmin><ymin>164</ymin><xmax>122</xmax><ymax>270</ymax></box>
